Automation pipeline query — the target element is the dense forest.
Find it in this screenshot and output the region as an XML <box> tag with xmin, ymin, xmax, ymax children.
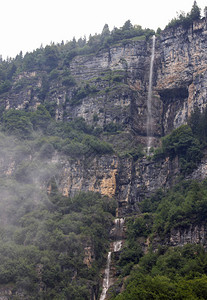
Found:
<box><xmin>0</xmin><ymin>1</ymin><xmax>207</xmax><ymax>299</ymax></box>
<box><xmin>0</xmin><ymin>121</ymin><xmax>117</xmax><ymax>298</ymax></box>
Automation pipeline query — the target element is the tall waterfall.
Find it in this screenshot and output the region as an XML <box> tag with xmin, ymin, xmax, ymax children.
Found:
<box><xmin>99</xmin><ymin>251</ymin><xmax>112</xmax><ymax>300</ymax></box>
<box><xmin>147</xmin><ymin>35</ymin><xmax>156</xmax><ymax>155</ymax></box>
<box><xmin>99</xmin><ymin>218</ymin><xmax>124</xmax><ymax>300</ymax></box>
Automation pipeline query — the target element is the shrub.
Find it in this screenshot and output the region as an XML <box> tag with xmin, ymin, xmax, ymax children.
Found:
<box><xmin>156</xmin><ymin>125</ymin><xmax>202</xmax><ymax>174</ymax></box>
<box><xmin>3</xmin><ymin>109</ymin><xmax>33</xmax><ymax>138</ymax></box>
<box><xmin>0</xmin><ymin>80</ymin><xmax>12</xmax><ymax>94</ymax></box>
<box><xmin>62</xmin><ymin>75</ymin><xmax>76</xmax><ymax>87</ymax></box>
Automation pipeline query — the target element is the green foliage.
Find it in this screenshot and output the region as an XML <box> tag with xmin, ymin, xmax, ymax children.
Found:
<box><xmin>43</xmin><ymin>100</ymin><xmax>57</xmax><ymax>118</ymax></box>
<box><xmin>113</xmin><ymin>215</ymin><xmax>152</xmax><ymax>277</ymax></box>
<box><xmin>68</xmin><ymin>83</ymin><xmax>99</xmax><ymax>106</ymax></box>
<box><xmin>162</xmin><ymin>125</ymin><xmax>197</xmax><ymax>158</ymax></box>
<box><xmin>30</xmin><ymin>104</ymin><xmax>52</xmax><ymax>132</ymax></box>
<box><xmin>123</xmin><ymin>145</ymin><xmax>144</xmax><ymax>161</ymax></box>
<box><xmin>83</xmin><ymin>135</ymin><xmax>113</xmax><ymax>155</ymax></box>
<box><xmin>116</xmin><ymin>241</ymin><xmax>143</xmax><ymax>277</ymax></box>
<box><xmin>37</xmin><ymin>75</ymin><xmax>49</xmax><ymax>100</ymax></box>
<box><xmin>111</xmin><ymin>244</ymin><xmax>207</xmax><ymax>300</ymax></box>
<box><xmin>0</xmin><ymin>130</ymin><xmax>116</xmax><ymax>299</ymax></box>
<box><xmin>141</xmin><ymin>179</ymin><xmax>207</xmax><ymax>236</ymax></box>
<box><xmin>190</xmin><ymin>1</ymin><xmax>201</xmax><ymax>21</ymax></box>
<box><xmin>126</xmin><ymin>214</ymin><xmax>153</xmax><ymax>239</ymax></box>
<box><xmin>2</xmin><ymin>109</ymin><xmax>33</xmax><ymax>138</ymax></box>
<box><xmin>49</xmin><ymin>68</ymin><xmax>60</xmax><ymax>80</ymax></box>
<box><xmin>109</xmin><ymin>176</ymin><xmax>207</xmax><ymax>297</ymax></box>
<box><xmin>0</xmin><ymin>61</ymin><xmax>17</xmax><ymax>82</ymax></box>
<box><xmin>205</xmin><ymin>6</ymin><xmax>207</xmax><ymax>18</ymax></box>
<box><xmin>1</xmin><ymin>106</ymin><xmax>114</xmax><ymax>158</ymax></box>
<box><xmin>62</xmin><ymin>75</ymin><xmax>76</xmax><ymax>87</ymax></box>
<box><xmin>104</xmin><ymin>122</ymin><xmax>122</xmax><ymax>133</ymax></box>
<box><xmin>0</xmin><ymin>80</ymin><xmax>12</xmax><ymax>94</ymax></box>
<box><xmin>166</xmin><ymin>1</ymin><xmax>201</xmax><ymax>29</ymax></box>
<box><xmin>188</xmin><ymin>106</ymin><xmax>207</xmax><ymax>145</ymax></box>
<box><xmin>45</xmin><ymin>119</ymin><xmax>113</xmax><ymax>157</ymax></box>
<box><xmin>44</xmin><ymin>45</ymin><xmax>59</xmax><ymax>71</ymax></box>
<box><xmin>0</xmin><ymin>168</ymin><xmax>116</xmax><ymax>298</ymax></box>
<box><xmin>154</xmin><ymin>125</ymin><xmax>202</xmax><ymax>174</ymax></box>
<box><xmin>0</xmin><ymin>243</ymin><xmax>40</xmax><ymax>288</ymax></box>
<box><xmin>0</xmin><ymin>20</ymin><xmax>155</xmax><ymax>76</ymax></box>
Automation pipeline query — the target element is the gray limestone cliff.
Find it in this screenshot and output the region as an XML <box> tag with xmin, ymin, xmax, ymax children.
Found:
<box><xmin>1</xmin><ymin>18</ymin><xmax>207</xmax><ymax>212</ymax></box>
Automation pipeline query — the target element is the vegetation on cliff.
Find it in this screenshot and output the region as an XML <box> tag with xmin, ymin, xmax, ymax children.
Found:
<box><xmin>0</xmin><ymin>129</ymin><xmax>117</xmax><ymax>298</ymax></box>
<box><xmin>166</xmin><ymin>1</ymin><xmax>202</xmax><ymax>29</ymax></box>
<box><xmin>107</xmin><ymin>106</ymin><xmax>207</xmax><ymax>299</ymax></box>
<box><xmin>153</xmin><ymin>124</ymin><xmax>202</xmax><ymax>174</ymax></box>
<box><xmin>110</xmin><ymin>244</ymin><xmax>207</xmax><ymax>299</ymax></box>
<box><xmin>0</xmin><ymin>19</ymin><xmax>154</xmax><ymax>76</ymax></box>
<box><xmin>1</xmin><ymin>107</ymin><xmax>114</xmax><ymax>157</ymax></box>
<box><xmin>0</xmin><ymin>110</ymin><xmax>116</xmax><ymax>298</ymax></box>
<box><xmin>153</xmin><ymin>106</ymin><xmax>207</xmax><ymax>175</ymax></box>
<box><xmin>108</xmin><ymin>178</ymin><xmax>207</xmax><ymax>299</ymax></box>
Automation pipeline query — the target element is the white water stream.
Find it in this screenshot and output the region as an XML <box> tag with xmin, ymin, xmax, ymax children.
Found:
<box><xmin>99</xmin><ymin>218</ymin><xmax>124</xmax><ymax>300</ymax></box>
<box><xmin>99</xmin><ymin>251</ymin><xmax>112</xmax><ymax>300</ymax></box>
<box><xmin>147</xmin><ymin>35</ymin><xmax>156</xmax><ymax>155</ymax></box>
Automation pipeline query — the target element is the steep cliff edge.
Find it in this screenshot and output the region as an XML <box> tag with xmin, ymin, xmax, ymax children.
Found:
<box><xmin>0</xmin><ymin>18</ymin><xmax>207</xmax><ymax>211</ymax></box>
<box><xmin>156</xmin><ymin>18</ymin><xmax>207</xmax><ymax>134</ymax></box>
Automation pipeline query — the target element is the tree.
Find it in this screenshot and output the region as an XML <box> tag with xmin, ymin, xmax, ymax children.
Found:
<box><xmin>2</xmin><ymin>109</ymin><xmax>33</xmax><ymax>138</ymax></box>
<box><xmin>188</xmin><ymin>107</ymin><xmax>201</xmax><ymax>137</ymax></box>
<box><xmin>101</xmin><ymin>24</ymin><xmax>111</xmax><ymax>46</ymax></box>
<box><xmin>160</xmin><ymin>125</ymin><xmax>202</xmax><ymax>174</ymax></box>
<box><xmin>189</xmin><ymin>106</ymin><xmax>207</xmax><ymax>144</ymax></box>
<box><xmin>122</xmin><ymin>20</ymin><xmax>133</xmax><ymax>31</ymax></box>
<box><xmin>189</xmin><ymin>1</ymin><xmax>201</xmax><ymax>21</ymax></box>
<box><xmin>204</xmin><ymin>6</ymin><xmax>207</xmax><ymax>18</ymax></box>
<box><xmin>156</xmin><ymin>27</ymin><xmax>162</xmax><ymax>35</ymax></box>
<box><xmin>44</xmin><ymin>45</ymin><xmax>59</xmax><ymax>71</ymax></box>
<box><xmin>77</xmin><ymin>37</ymin><xmax>86</xmax><ymax>48</ymax></box>
<box><xmin>30</xmin><ymin>105</ymin><xmax>52</xmax><ymax>132</ymax></box>
<box><xmin>101</xmin><ymin>24</ymin><xmax>110</xmax><ymax>38</ymax></box>
<box><xmin>166</xmin><ymin>1</ymin><xmax>201</xmax><ymax>29</ymax></box>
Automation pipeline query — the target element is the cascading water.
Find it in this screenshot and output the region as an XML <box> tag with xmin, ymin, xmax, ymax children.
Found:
<box><xmin>99</xmin><ymin>218</ymin><xmax>124</xmax><ymax>300</ymax></box>
<box><xmin>113</xmin><ymin>218</ymin><xmax>124</xmax><ymax>252</ymax></box>
<box><xmin>99</xmin><ymin>251</ymin><xmax>112</xmax><ymax>300</ymax></box>
<box><xmin>147</xmin><ymin>35</ymin><xmax>156</xmax><ymax>155</ymax></box>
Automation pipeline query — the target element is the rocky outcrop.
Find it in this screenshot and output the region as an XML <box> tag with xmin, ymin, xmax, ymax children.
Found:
<box><xmin>83</xmin><ymin>240</ymin><xmax>95</xmax><ymax>268</ymax></box>
<box><xmin>53</xmin><ymin>154</ymin><xmax>118</xmax><ymax>199</ymax></box>
<box><xmin>53</xmin><ymin>153</ymin><xmax>183</xmax><ymax>212</ymax></box>
<box><xmin>0</xmin><ymin>287</ymin><xmax>12</xmax><ymax>300</ymax></box>
<box><xmin>0</xmin><ymin>286</ymin><xmax>32</xmax><ymax>300</ymax></box>
<box><xmin>146</xmin><ymin>224</ymin><xmax>207</xmax><ymax>252</ymax></box>
<box><xmin>155</xmin><ymin>18</ymin><xmax>207</xmax><ymax>134</ymax></box>
<box><xmin>169</xmin><ymin>225</ymin><xmax>207</xmax><ymax>247</ymax></box>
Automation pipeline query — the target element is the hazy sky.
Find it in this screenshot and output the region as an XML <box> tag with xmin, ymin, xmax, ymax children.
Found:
<box><xmin>1</xmin><ymin>0</ymin><xmax>206</xmax><ymax>59</ymax></box>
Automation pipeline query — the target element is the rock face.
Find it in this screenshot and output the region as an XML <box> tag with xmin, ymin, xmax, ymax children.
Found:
<box><xmin>148</xmin><ymin>224</ymin><xmax>207</xmax><ymax>252</ymax></box>
<box><xmin>55</xmin><ymin>154</ymin><xmax>118</xmax><ymax>199</ymax></box>
<box><xmin>155</xmin><ymin>18</ymin><xmax>207</xmax><ymax>134</ymax></box>
<box><xmin>3</xmin><ymin>20</ymin><xmax>207</xmax><ymax>141</ymax></box>
<box><xmin>169</xmin><ymin>225</ymin><xmax>207</xmax><ymax>247</ymax></box>
<box><xmin>1</xmin><ymin>18</ymin><xmax>207</xmax><ymax>210</ymax></box>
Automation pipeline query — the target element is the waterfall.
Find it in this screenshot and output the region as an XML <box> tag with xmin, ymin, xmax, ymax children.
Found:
<box><xmin>99</xmin><ymin>251</ymin><xmax>112</xmax><ymax>300</ymax></box>
<box><xmin>113</xmin><ymin>218</ymin><xmax>124</xmax><ymax>252</ymax></box>
<box><xmin>147</xmin><ymin>35</ymin><xmax>156</xmax><ymax>155</ymax></box>
<box><xmin>99</xmin><ymin>218</ymin><xmax>124</xmax><ymax>300</ymax></box>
